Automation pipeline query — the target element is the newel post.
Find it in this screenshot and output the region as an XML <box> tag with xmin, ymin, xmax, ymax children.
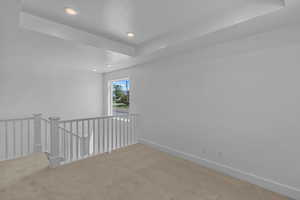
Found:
<box><xmin>49</xmin><ymin>117</ymin><xmax>62</xmax><ymax>168</ymax></box>
<box><xmin>33</xmin><ymin>113</ymin><xmax>42</xmax><ymax>153</ymax></box>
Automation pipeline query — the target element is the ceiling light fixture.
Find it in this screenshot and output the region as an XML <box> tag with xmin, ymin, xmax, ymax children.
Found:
<box><xmin>107</xmin><ymin>65</ymin><xmax>112</xmax><ymax>68</ymax></box>
<box><xmin>159</xmin><ymin>45</ymin><xmax>167</xmax><ymax>49</ymax></box>
<box><xmin>64</xmin><ymin>7</ymin><xmax>78</xmax><ymax>16</ymax></box>
<box><xmin>127</xmin><ymin>32</ymin><xmax>135</xmax><ymax>38</ymax></box>
<box><xmin>92</xmin><ymin>69</ymin><xmax>97</xmax><ymax>72</ymax></box>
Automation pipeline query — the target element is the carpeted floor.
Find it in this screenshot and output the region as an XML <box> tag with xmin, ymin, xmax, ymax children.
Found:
<box><xmin>0</xmin><ymin>144</ymin><xmax>289</xmax><ymax>200</ymax></box>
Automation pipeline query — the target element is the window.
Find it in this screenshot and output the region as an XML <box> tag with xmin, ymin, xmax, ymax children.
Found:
<box><xmin>108</xmin><ymin>78</ymin><xmax>130</xmax><ymax>115</ymax></box>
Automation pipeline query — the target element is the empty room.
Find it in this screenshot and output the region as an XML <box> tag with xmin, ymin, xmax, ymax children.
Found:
<box><xmin>1</xmin><ymin>0</ymin><xmax>299</xmax><ymax>199</ymax></box>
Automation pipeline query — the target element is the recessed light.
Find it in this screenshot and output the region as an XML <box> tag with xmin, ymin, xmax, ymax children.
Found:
<box><xmin>64</xmin><ymin>7</ymin><xmax>78</xmax><ymax>16</ymax></box>
<box><xmin>92</xmin><ymin>69</ymin><xmax>97</xmax><ymax>72</ymax></box>
<box><xmin>159</xmin><ymin>45</ymin><xmax>167</xmax><ymax>49</ymax></box>
<box><xmin>127</xmin><ymin>32</ymin><xmax>135</xmax><ymax>38</ymax></box>
<box><xmin>107</xmin><ymin>65</ymin><xmax>112</xmax><ymax>68</ymax></box>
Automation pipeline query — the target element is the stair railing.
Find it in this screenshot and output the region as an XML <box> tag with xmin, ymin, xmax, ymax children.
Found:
<box><xmin>0</xmin><ymin>114</ymin><xmax>44</xmax><ymax>161</ymax></box>
<box><xmin>55</xmin><ymin>114</ymin><xmax>138</xmax><ymax>166</ymax></box>
<box><xmin>0</xmin><ymin>114</ymin><xmax>138</xmax><ymax>167</ymax></box>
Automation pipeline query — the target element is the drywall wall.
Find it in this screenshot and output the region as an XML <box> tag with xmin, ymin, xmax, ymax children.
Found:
<box><xmin>104</xmin><ymin>24</ymin><xmax>300</xmax><ymax>199</ymax></box>
<box><xmin>0</xmin><ymin>30</ymin><xmax>104</xmax><ymax>120</ymax></box>
<box><xmin>0</xmin><ymin>0</ymin><xmax>103</xmax><ymax>120</ymax></box>
<box><xmin>0</xmin><ymin>0</ymin><xmax>20</xmax><ymax>69</ymax></box>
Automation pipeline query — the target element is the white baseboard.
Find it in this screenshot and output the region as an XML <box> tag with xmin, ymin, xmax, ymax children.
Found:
<box><xmin>139</xmin><ymin>138</ymin><xmax>299</xmax><ymax>200</ymax></box>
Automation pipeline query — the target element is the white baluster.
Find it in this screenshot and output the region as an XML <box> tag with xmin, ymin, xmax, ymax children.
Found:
<box><xmin>98</xmin><ymin>119</ymin><xmax>101</xmax><ymax>154</ymax></box>
<box><xmin>87</xmin><ymin>120</ymin><xmax>90</xmax><ymax>156</ymax></box>
<box><xmin>126</xmin><ymin>116</ymin><xmax>129</xmax><ymax>146</ymax></box>
<box><xmin>70</xmin><ymin>122</ymin><xmax>73</xmax><ymax>161</ymax></box>
<box><xmin>127</xmin><ymin>115</ymin><xmax>132</xmax><ymax>145</ymax></box>
<box><xmin>33</xmin><ymin>114</ymin><xmax>42</xmax><ymax>153</ymax></box>
<box><xmin>108</xmin><ymin>118</ymin><xmax>111</xmax><ymax>153</ymax></box>
<box><xmin>103</xmin><ymin>119</ymin><xmax>106</xmax><ymax>152</ymax></box>
<box><xmin>93</xmin><ymin>119</ymin><xmax>96</xmax><ymax>155</ymax></box>
<box><xmin>123</xmin><ymin>117</ymin><xmax>126</xmax><ymax>147</ymax></box>
<box><xmin>111</xmin><ymin>117</ymin><xmax>114</xmax><ymax>151</ymax></box>
<box><xmin>13</xmin><ymin>121</ymin><xmax>16</xmax><ymax>157</ymax></box>
<box><xmin>81</xmin><ymin>120</ymin><xmax>85</xmax><ymax>158</ymax></box>
<box><xmin>76</xmin><ymin>120</ymin><xmax>79</xmax><ymax>159</ymax></box>
<box><xmin>134</xmin><ymin>115</ymin><xmax>138</xmax><ymax>144</ymax></box>
<box><xmin>49</xmin><ymin>117</ymin><xmax>62</xmax><ymax>168</ymax></box>
<box><xmin>20</xmin><ymin>120</ymin><xmax>24</xmax><ymax>156</ymax></box>
<box><xmin>114</xmin><ymin>118</ymin><xmax>117</xmax><ymax>150</ymax></box>
<box><xmin>118</xmin><ymin>117</ymin><xmax>121</xmax><ymax>148</ymax></box>
<box><xmin>27</xmin><ymin>119</ymin><xmax>30</xmax><ymax>153</ymax></box>
<box><xmin>63</xmin><ymin>122</ymin><xmax>67</xmax><ymax>160</ymax></box>
<box><xmin>5</xmin><ymin>121</ymin><xmax>8</xmax><ymax>159</ymax></box>
<box><xmin>44</xmin><ymin>120</ymin><xmax>48</xmax><ymax>152</ymax></box>
<box><xmin>103</xmin><ymin>119</ymin><xmax>108</xmax><ymax>153</ymax></box>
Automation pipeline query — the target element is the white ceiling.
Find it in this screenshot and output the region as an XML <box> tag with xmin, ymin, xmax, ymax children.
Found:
<box><xmin>17</xmin><ymin>0</ymin><xmax>297</xmax><ymax>73</ymax></box>
<box><xmin>15</xmin><ymin>29</ymin><xmax>131</xmax><ymax>72</ymax></box>
<box><xmin>22</xmin><ymin>0</ymin><xmax>284</xmax><ymax>45</ymax></box>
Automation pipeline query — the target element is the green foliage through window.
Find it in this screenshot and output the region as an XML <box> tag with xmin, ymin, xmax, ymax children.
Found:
<box><xmin>112</xmin><ymin>79</ymin><xmax>130</xmax><ymax>114</ymax></box>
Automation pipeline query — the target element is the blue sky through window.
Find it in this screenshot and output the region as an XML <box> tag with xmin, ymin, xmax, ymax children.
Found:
<box><xmin>112</xmin><ymin>79</ymin><xmax>130</xmax><ymax>91</ymax></box>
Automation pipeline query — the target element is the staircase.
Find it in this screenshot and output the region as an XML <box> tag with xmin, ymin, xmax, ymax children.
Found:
<box><xmin>0</xmin><ymin>114</ymin><xmax>138</xmax><ymax>167</ymax></box>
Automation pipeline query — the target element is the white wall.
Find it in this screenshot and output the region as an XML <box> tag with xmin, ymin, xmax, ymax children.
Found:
<box><xmin>0</xmin><ymin>0</ymin><xmax>103</xmax><ymax>120</ymax></box>
<box><xmin>0</xmin><ymin>0</ymin><xmax>20</xmax><ymax>69</ymax></box>
<box><xmin>104</xmin><ymin>24</ymin><xmax>300</xmax><ymax>199</ymax></box>
<box><xmin>0</xmin><ymin>64</ymin><xmax>103</xmax><ymax>120</ymax></box>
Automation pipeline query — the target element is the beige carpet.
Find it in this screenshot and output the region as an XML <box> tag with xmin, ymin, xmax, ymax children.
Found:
<box><xmin>0</xmin><ymin>153</ymin><xmax>49</xmax><ymax>189</ymax></box>
<box><xmin>0</xmin><ymin>144</ymin><xmax>289</xmax><ymax>200</ymax></box>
